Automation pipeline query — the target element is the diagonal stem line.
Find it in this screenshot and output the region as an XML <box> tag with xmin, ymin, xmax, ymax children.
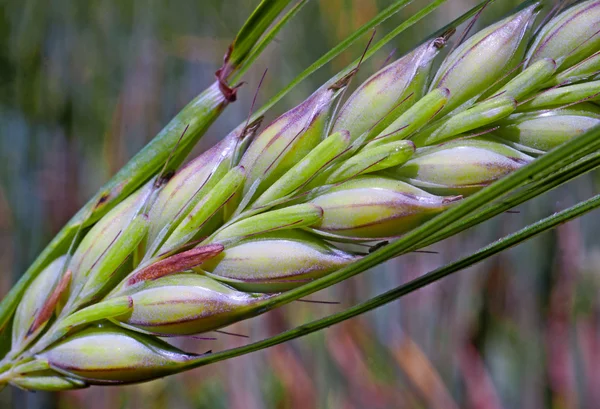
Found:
<box><xmin>181</xmin><ymin>194</ymin><xmax>600</xmax><ymax>370</ymax></box>
<box><xmin>231</xmin><ymin>0</ymin><xmax>309</xmax><ymax>84</ymax></box>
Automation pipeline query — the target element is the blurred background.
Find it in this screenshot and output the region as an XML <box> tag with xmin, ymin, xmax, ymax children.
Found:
<box><xmin>1</xmin><ymin>0</ymin><xmax>599</xmax><ymax>407</ymax></box>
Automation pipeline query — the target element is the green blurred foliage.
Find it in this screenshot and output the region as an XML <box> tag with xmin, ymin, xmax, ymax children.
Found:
<box><xmin>1</xmin><ymin>0</ymin><xmax>599</xmax><ymax>408</ymax></box>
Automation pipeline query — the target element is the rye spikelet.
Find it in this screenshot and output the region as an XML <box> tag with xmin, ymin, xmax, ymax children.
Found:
<box><xmin>1</xmin><ymin>0</ymin><xmax>600</xmax><ymax>390</ymax></box>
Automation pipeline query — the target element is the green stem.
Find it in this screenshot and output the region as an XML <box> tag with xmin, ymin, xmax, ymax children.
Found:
<box><xmin>231</xmin><ymin>0</ymin><xmax>310</xmax><ymax>84</ymax></box>
<box><xmin>228</xmin><ymin>0</ymin><xmax>293</xmax><ymax>68</ymax></box>
<box><xmin>180</xmin><ymin>193</ymin><xmax>600</xmax><ymax>370</ymax></box>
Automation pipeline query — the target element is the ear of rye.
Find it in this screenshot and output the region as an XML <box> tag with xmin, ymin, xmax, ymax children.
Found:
<box><xmin>2</xmin><ymin>0</ymin><xmax>600</xmax><ymax>390</ymax></box>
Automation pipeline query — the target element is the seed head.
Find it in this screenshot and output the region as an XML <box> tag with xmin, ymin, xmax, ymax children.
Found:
<box><xmin>310</xmin><ymin>176</ymin><xmax>461</xmax><ymax>239</ymax></box>
<box><xmin>430</xmin><ymin>4</ymin><xmax>539</xmax><ymax>115</ymax></box>
<box><xmin>146</xmin><ymin>131</ymin><xmax>241</xmax><ymax>251</ymax></box>
<box><xmin>112</xmin><ymin>274</ymin><xmax>271</xmax><ymax>336</ymax></box>
<box><xmin>391</xmin><ymin>138</ymin><xmax>533</xmax><ymax>195</ymax></box>
<box><xmin>495</xmin><ymin>103</ymin><xmax>600</xmax><ymax>151</ymax></box>
<box><xmin>38</xmin><ymin>325</ymin><xmax>196</xmax><ymax>384</ymax></box>
<box><xmin>201</xmin><ymin>230</ymin><xmax>358</xmax><ymax>292</ymax></box>
<box><xmin>332</xmin><ymin>37</ymin><xmax>446</xmax><ymax>140</ymax></box>
<box><xmin>65</xmin><ymin>184</ymin><xmax>152</xmax><ymax>311</ymax></box>
<box><xmin>526</xmin><ymin>0</ymin><xmax>600</xmax><ymax>71</ymax></box>
<box><xmin>12</xmin><ymin>256</ymin><xmax>67</xmax><ymax>353</ymax></box>
<box><xmin>238</xmin><ymin>84</ymin><xmax>346</xmax><ymax>200</ymax></box>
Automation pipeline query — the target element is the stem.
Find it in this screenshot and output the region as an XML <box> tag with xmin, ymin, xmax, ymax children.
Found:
<box><xmin>230</xmin><ymin>0</ymin><xmax>311</xmax><ymax>84</ymax></box>
<box><xmin>228</xmin><ymin>0</ymin><xmax>293</xmax><ymax>69</ymax></box>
